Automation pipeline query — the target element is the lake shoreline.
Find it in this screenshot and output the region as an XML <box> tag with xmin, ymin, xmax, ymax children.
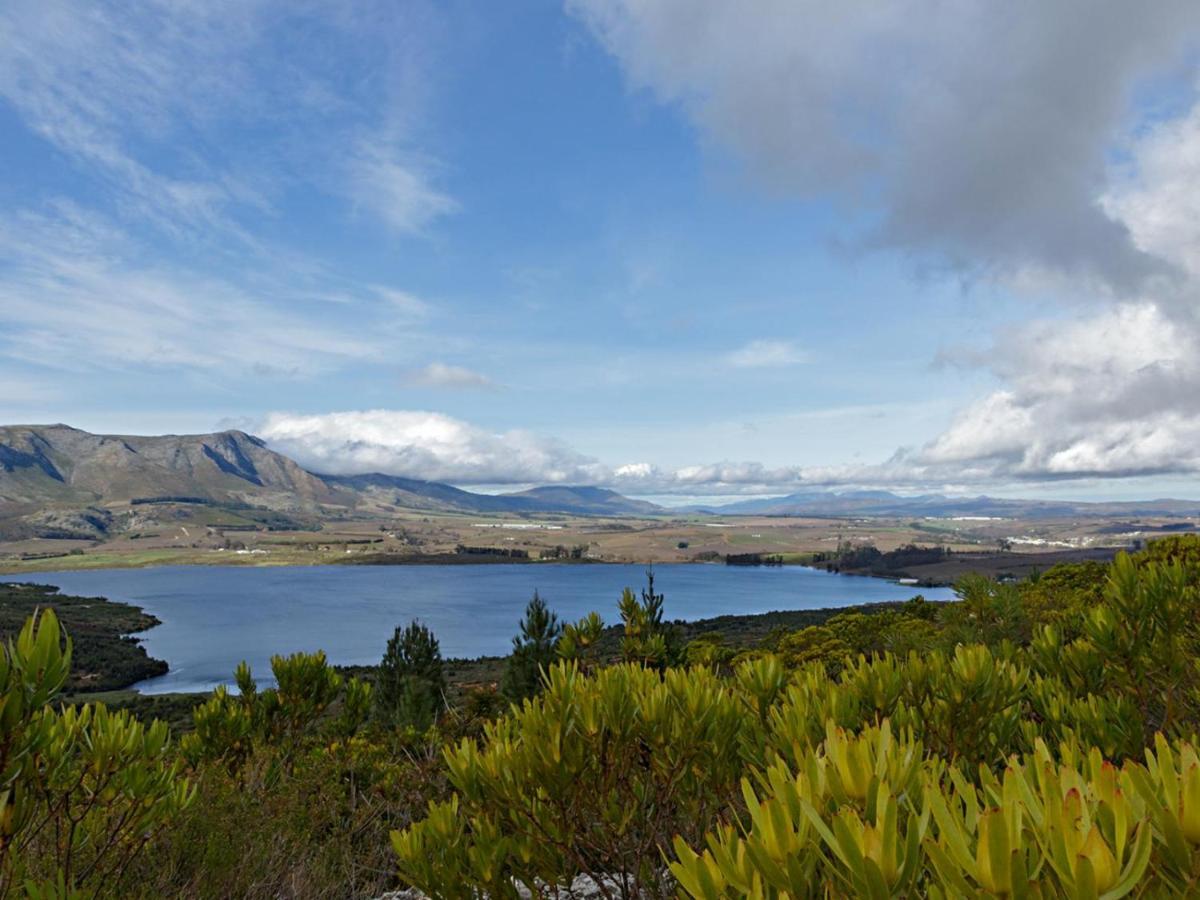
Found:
<box><xmin>4</xmin><ymin>563</ymin><xmax>955</xmax><ymax>697</ymax></box>
<box><xmin>0</xmin><ymin>550</ymin><xmax>961</xmax><ymax>586</ymax></box>
<box><xmin>0</xmin><ymin>565</ymin><xmax>951</xmax><ymax>738</ymax></box>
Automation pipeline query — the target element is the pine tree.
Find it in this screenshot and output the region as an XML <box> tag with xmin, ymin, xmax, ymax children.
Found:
<box><xmin>619</xmin><ymin>569</ymin><xmax>683</xmax><ymax>669</ymax></box>
<box><xmin>374</xmin><ymin>620</ymin><xmax>446</xmax><ymax>731</ymax></box>
<box><xmin>501</xmin><ymin>591</ymin><xmax>562</xmax><ymax>702</ymax></box>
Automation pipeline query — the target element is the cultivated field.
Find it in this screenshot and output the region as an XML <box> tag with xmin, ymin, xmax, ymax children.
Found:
<box><xmin>0</xmin><ymin>496</ymin><xmax>1180</xmax><ymax>577</ymax></box>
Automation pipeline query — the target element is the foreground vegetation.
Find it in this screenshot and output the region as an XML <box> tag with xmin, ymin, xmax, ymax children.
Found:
<box><xmin>5</xmin><ymin>536</ymin><xmax>1200</xmax><ymax>896</ymax></box>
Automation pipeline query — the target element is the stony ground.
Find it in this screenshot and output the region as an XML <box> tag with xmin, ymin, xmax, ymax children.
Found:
<box><xmin>380</xmin><ymin>874</ymin><xmax>657</xmax><ymax>898</ymax></box>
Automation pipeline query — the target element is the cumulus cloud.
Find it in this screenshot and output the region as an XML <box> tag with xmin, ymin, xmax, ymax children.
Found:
<box><xmin>257</xmin><ymin>410</ymin><xmax>607</xmax><ymax>484</ymax></box>
<box><xmin>401</xmin><ymin>362</ymin><xmax>497</xmax><ymax>390</ymax></box>
<box><xmin>902</xmin><ymin>303</ymin><xmax>1200</xmax><ymax>481</ymax></box>
<box><xmin>569</xmin><ymin>0</ymin><xmax>1200</xmax><ymax>291</ymax></box>
<box><xmin>571</xmin><ymin>0</ymin><xmax>1200</xmax><ymax>486</ymax></box>
<box><xmin>255</xmin><ymin>409</ymin><xmax>916</xmax><ymax>495</ymax></box>
<box><xmin>255</xmin><ymin>409</ymin><xmax>824</xmax><ymax>492</ymax></box>
<box><xmin>1103</xmin><ymin>98</ymin><xmax>1200</xmax><ymax>281</ymax></box>
<box><xmin>725</xmin><ymin>339</ymin><xmax>806</xmax><ymax>368</ymax></box>
<box><xmin>895</xmin><ymin>90</ymin><xmax>1200</xmax><ymax>484</ymax></box>
<box><xmin>609</xmin><ymin>461</ymin><xmax>810</xmax><ymax>494</ymax></box>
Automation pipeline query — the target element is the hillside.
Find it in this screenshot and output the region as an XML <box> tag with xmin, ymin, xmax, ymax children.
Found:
<box><xmin>500</xmin><ymin>485</ymin><xmax>662</xmax><ymax>516</ymax></box>
<box><xmin>0</xmin><ymin>426</ymin><xmax>662</xmax><ymax>534</ymax></box>
<box><xmin>327</xmin><ymin>475</ymin><xmax>663</xmax><ymax>516</ymax></box>
<box><xmin>0</xmin><ymin>424</ymin><xmax>345</xmax><ymax>509</ymax></box>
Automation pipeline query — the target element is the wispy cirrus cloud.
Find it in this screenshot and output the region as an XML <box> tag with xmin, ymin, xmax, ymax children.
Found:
<box><xmin>401</xmin><ymin>362</ymin><xmax>497</xmax><ymax>390</ymax></box>
<box><xmin>0</xmin><ymin>0</ymin><xmax>455</xmax><ymax>241</ymax></box>
<box><xmin>724</xmin><ymin>339</ymin><xmax>807</xmax><ymax>369</ymax></box>
<box><xmin>348</xmin><ymin>143</ymin><xmax>458</xmax><ymax>234</ymax></box>
<box><xmin>0</xmin><ymin>0</ymin><xmax>455</xmax><ymax>394</ymax></box>
<box><xmin>0</xmin><ymin>206</ymin><xmax>419</xmax><ymax>378</ymax></box>
<box><xmin>0</xmin><ymin>0</ymin><xmax>270</xmax><ymax>237</ymax></box>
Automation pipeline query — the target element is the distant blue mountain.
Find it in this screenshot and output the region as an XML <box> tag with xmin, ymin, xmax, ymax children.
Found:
<box><xmin>696</xmin><ymin>490</ymin><xmax>1200</xmax><ymax>519</ymax></box>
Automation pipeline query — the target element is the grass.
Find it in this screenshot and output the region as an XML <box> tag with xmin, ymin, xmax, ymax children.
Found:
<box><xmin>0</xmin><ymin>546</ymin><xmax>352</xmax><ymax>574</ymax></box>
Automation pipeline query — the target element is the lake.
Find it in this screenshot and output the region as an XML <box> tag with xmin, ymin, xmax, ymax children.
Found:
<box><xmin>4</xmin><ymin>564</ymin><xmax>955</xmax><ymax>693</ymax></box>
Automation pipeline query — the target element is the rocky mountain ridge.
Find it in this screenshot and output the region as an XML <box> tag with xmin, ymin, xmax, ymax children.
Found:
<box><xmin>0</xmin><ymin>424</ymin><xmax>661</xmax><ymax>519</ymax></box>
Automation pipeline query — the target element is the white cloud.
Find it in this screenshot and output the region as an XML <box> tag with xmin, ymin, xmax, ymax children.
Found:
<box><xmin>570</xmin><ymin>0</ymin><xmax>1200</xmax><ymax>488</ymax></box>
<box><xmin>901</xmin><ymin>303</ymin><xmax>1200</xmax><ymax>481</ymax></box>
<box><xmin>725</xmin><ymin>339</ymin><xmax>806</xmax><ymax>368</ymax></box>
<box><xmin>0</xmin><ymin>0</ymin><xmax>451</xmax><ymax>241</ymax></box>
<box><xmin>257</xmin><ymin>410</ymin><xmax>606</xmax><ymax>484</ymax></box>
<box><xmin>374</xmin><ymin>287</ymin><xmax>433</xmax><ymax>317</ymax></box>
<box><xmin>569</xmin><ymin>0</ymin><xmax>1200</xmax><ymax>292</ymax></box>
<box><xmin>349</xmin><ymin>144</ymin><xmax>458</xmax><ymax>234</ymax></box>
<box><xmin>0</xmin><ymin>208</ymin><xmax>394</xmax><ymax>377</ymax></box>
<box><xmin>255</xmin><ymin>402</ymin><xmax>1200</xmax><ymax>495</ymax></box>
<box><xmin>255</xmin><ymin>409</ymin><xmax>824</xmax><ymax>491</ymax></box>
<box><xmin>1103</xmin><ymin>94</ymin><xmax>1200</xmax><ymax>280</ymax></box>
<box><xmin>0</xmin><ymin>0</ymin><xmax>270</xmax><ymax>237</ymax></box>
<box><xmin>896</xmin><ymin>93</ymin><xmax>1200</xmax><ymax>483</ymax></box>
<box><xmin>609</xmin><ymin>460</ymin><xmax>808</xmax><ymax>493</ymax></box>
<box><xmin>253</xmin><ymin>409</ymin><xmax>892</xmax><ymax>495</ymax></box>
<box><xmin>401</xmin><ymin>362</ymin><xmax>496</xmax><ymax>390</ymax></box>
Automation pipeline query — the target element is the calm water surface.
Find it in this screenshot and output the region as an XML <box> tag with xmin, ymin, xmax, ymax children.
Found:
<box><xmin>4</xmin><ymin>564</ymin><xmax>954</xmax><ymax>693</ymax></box>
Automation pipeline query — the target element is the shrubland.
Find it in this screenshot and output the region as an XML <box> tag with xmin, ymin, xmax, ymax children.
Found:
<box><xmin>6</xmin><ymin>536</ymin><xmax>1200</xmax><ymax>896</ymax></box>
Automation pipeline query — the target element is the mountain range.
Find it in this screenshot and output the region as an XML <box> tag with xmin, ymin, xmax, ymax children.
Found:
<box><xmin>692</xmin><ymin>490</ymin><xmax>1200</xmax><ymax>519</ymax></box>
<box><xmin>3</xmin><ymin>425</ymin><xmax>1199</xmax><ymax>532</ymax></box>
<box><xmin>0</xmin><ymin>424</ymin><xmax>660</xmax><ymax>519</ymax></box>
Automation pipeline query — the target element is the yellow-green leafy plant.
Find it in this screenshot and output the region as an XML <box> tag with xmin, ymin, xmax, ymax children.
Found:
<box><xmin>760</xmin><ymin>644</ymin><xmax>1034</xmax><ymax>769</ymax></box>
<box><xmin>774</xmin><ymin>626</ymin><xmax>851</xmax><ymax>673</ymax></box>
<box><xmin>393</xmin><ymin>662</ymin><xmax>755</xmax><ymax>897</ymax></box>
<box><xmin>1126</xmin><ymin>733</ymin><xmax>1200</xmax><ymax>892</ymax></box>
<box><xmin>1032</xmin><ymin>554</ymin><xmax>1200</xmax><ymax>745</ymax></box>
<box><xmin>927</xmin><ymin>738</ymin><xmax>1153</xmax><ymax>897</ymax></box>
<box><xmin>617</xmin><ymin>571</ymin><xmax>682</xmax><ymax>669</ymax></box>
<box><xmin>683</xmin><ymin>632</ymin><xmax>737</xmax><ymax>672</ymax></box>
<box><xmin>557</xmin><ymin>611</ymin><xmax>605</xmax><ymax>672</ymax></box>
<box><xmin>670</xmin><ymin>721</ymin><xmax>929</xmax><ymax>899</ymax></box>
<box><xmin>24</xmin><ymin>704</ymin><xmax>194</xmax><ymax>895</ymax></box>
<box><xmin>672</xmin><ymin>717</ymin><xmax>1196</xmax><ymax>899</ymax></box>
<box><xmin>940</xmin><ymin>575</ymin><xmax>1030</xmax><ymax>647</ymax></box>
<box><xmin>734</xmin><ymin>654</ymin><xmax>788</xmax><ymax>728</ymax></box>
<box><xmin>1021</xmin><ymin>674</ymin><xmax>1144</xmax><ymax>761</ymax></box>
<box><xmin>0</xmin><ymin>610</ymin><xmax>192</xmax><ymax>898</ymax></box>
<box><xmin>0</xmin><ymin>610</ymin><xmax>72</xmax><ymax>874</ymax></box>
<box><xmin>895</xmin><ymin>644</ymin><xmax>1029</xmax><ymax>766</ymax></box>
<box><xmin>181</xmin><ymin>651</ymin><xmax>371</xmax><ymax>775</ymax></box>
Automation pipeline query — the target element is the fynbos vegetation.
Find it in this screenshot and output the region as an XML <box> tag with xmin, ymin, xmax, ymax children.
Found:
<box><xmin>9</xmin><ymin>536</ymin><xmax>1200</xmax><ymax>896</ymax></box>
<box><xmin>0</xmin><ymin>611</ymin><xmax>191</xmax><ymax>896</ymax></box>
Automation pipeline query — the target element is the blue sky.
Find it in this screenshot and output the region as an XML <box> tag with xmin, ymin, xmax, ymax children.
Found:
<box><xmin>3</xmin><ymin>1</ymin><xmax>1200</xmax><ymax>501</ymax></box>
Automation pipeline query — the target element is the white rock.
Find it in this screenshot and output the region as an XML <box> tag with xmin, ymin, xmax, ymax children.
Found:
<box><xmin>377</xmin><ymin>872</ymin><xmax>657</xmax><ymax>899</ymax></box>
